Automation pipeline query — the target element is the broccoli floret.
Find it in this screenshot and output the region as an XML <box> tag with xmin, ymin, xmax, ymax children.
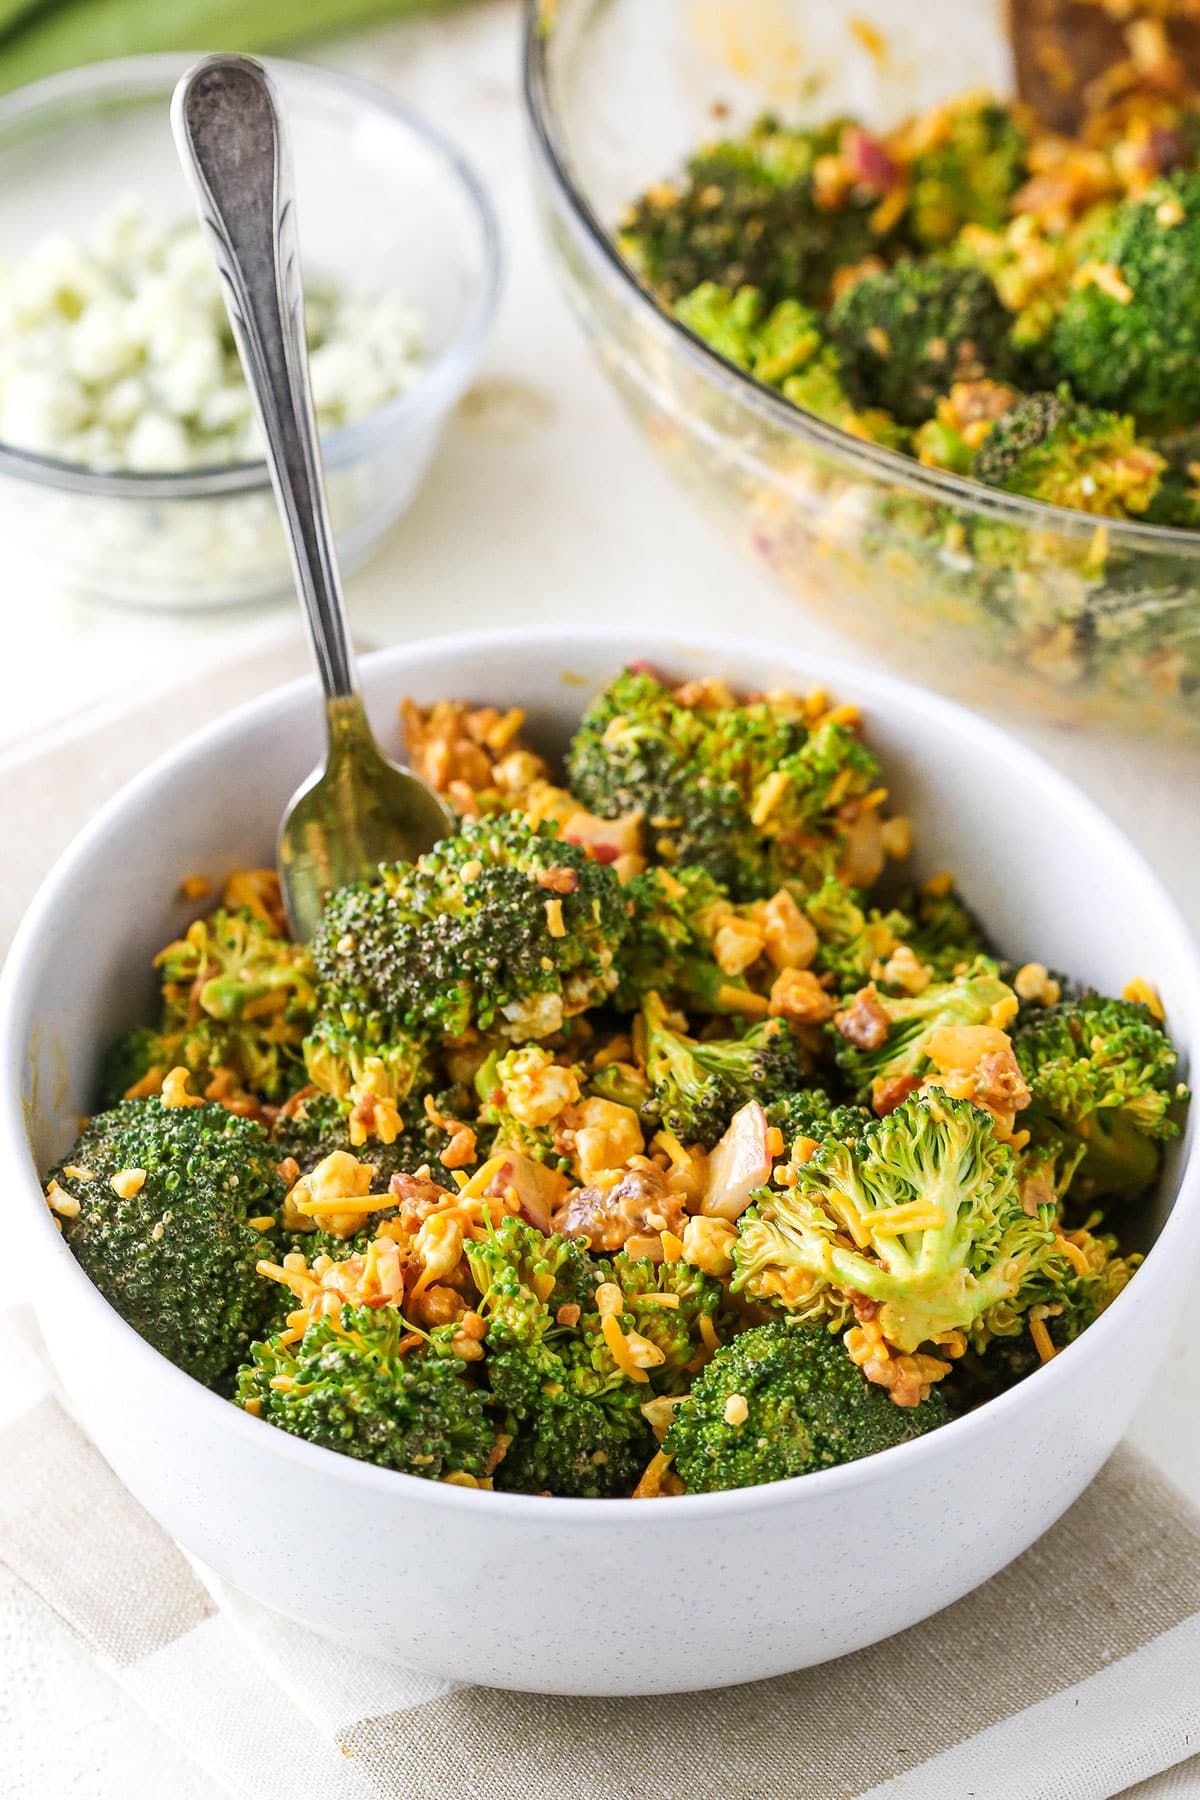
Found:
<box><xmin>904</xmin><ymin>98</ymin><xmax>1029</xmax><ymax>249</ymax></box>
<box><xmin>1013</xmin><ymin>992</ymin><xmax>1187</xmax><ymax>1201</ymax></box>
<box><xmin>567</xmin><ymin>668</ymin><xmax>880</xmax><ymax>901</ymax></box>
<box><xmin>675</xmin><ymin>283</ymin><xmax>906</xmax><ymax>446</ymax></box>
<box><xmin>50</xmin><ymin>1095</ymin><xmax>284</xmax><ymax>1387</ymax></box>
<box><xmin>803</xmin><ymin>877</ymin><xmax>913</xmax><ymax>990</ymax></box>
<box><xmin>301</xmin><ymin>1016</ymin><xmax>430</xmax><ymax>1111</ymax></box>
<box><xmin>102</xmin><ymin>909</ymin><xmax>317</xmax><ymax>1105</ymax></box>
<box><xmin>970</xmin><ymin>387</ymin><xmax>1165</xmax><ymax>518</ymax></box>
<box><xmin>99</xmin><ymin>1024</ymin><xmax>165</xmax><ymax>1107</ymax></box>
<box><xmin>981</xmin><ymin>1225</ymin><xmax>1140</xmax><ymax>1385</ymax></box>
<box><xmin>622</xmin><ymin>865</ymin><xmax>762</xmax><ymax>1015</ymax></box>
<box><xmin>1052</xmin><ymin>171</ymin><xmax>1200</xmax><ymax>431</ymax></box>
<box><xmin>313</xmin><ymin>814</ymin><xmax>629</xmax><ymax>1045</ymax></box>
<box><xmin>828</xmin><ymin>261</ymin><xmax>1017</xmax><ymax>427</ymax></box>
<box><xmin>474</xmin><ymin>1044</ymin><xmax>579</xmax><ymax>1171</ymax></box>
<box><xmin>620</xmin><ymin>116</ymin><xmax>885</xmax><ymax>309</ymax></box>
<box><xmin>664</xmin><ymin>1321</ymin><xmax>947</xmax><ymax>1492</ymax></box>
<box><xmin>236</xmin><ymin>1306</ymin><xmax>495</xmax><ymax>1479</ymax></box>
<box><xmin>733</xmin><ymin>1090</ymin><xmax>1068</xmax><ymax>1352</ymax></box>
<box><xmin>466</xmin><ymin>1216</ymin><xmax>653</xmax><ymax>1496</ymax></box>
<box><xmin>765</xmin><ymin>1088</ymin><xmax>874</xmax><ymax>1156</ymax></box>
<box><xmin>641</xmin><ymin>992</ymin><xmax>804</xmax><ymax>1148</ymax></box>
<box><xmin>465</xmin><ymin>1214</ymin><xmax>600</xmax><ymax>1353</ymax></box>
<box><xmin>892</xmin><ymin>880</ymin><xmax>991</xmax><ymax>980</ymax></box>
<box><xmin>273</xmin><ymin>1088</ymin><xmax>466</xmax><ymax>1184</ymax></box>
<box><xmin>591</xmin><ymin>1251</ymin><xmax>735</xmax><ymax>1394</ymax></box>
<box><xmin>832</xmin><ymin>966</ymin><xmax>1016</xmax><ymax>1103</ymax></box>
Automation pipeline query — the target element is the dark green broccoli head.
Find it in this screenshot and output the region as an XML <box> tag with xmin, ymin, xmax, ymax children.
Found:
<box><xmin>1052</xmin><ymin>172</ymin><xmax>1200</xmax><ymax>431</ymax></box>
<box><xmin>641</xmin><ymin>991</ymin><xmax>805</xmax><ymax>1148</ymax></box>
<box><xmin>491</xmin><ymin>1364</ymin><xmax>655</xmax><ymax>1498</ymax></box>
<box><xmin>905</xmin><ymin>98</ymin><xmax>1029</xmax><ymax>249</ymax></box>
<box><xmin>466</xmin><ymin>1217</ymin><xmax>656</xmax><ymax>1496</ymax></box>
<box><xmin>664</xmin><ymin>1321</ymin><xmax>948</xmax><ymax>1492</ymax></box>
<box><xmin>567</xmin><ymin>667</ymin><xmax>881</xmax><ymax>901</ymax></box>
<box><xmin>236</xmin><ymin>1305</ymin><xmax>495</xmax><ymax>1479</ymax></box>
<box><xmin>734</xmin><ymin>1089</ymin><xmax>1066</xmax><ymax>1352</ymax></box>
<box><xmin>765</xmin><ymin>1088</ymin><xmax>874</xmax><ymax>1156</ymax></box>
<box><xmin>970</xmin><ymin>386</ymin><xmax>1165</xmax><ymax>518</ymax></box>
<box><xmin>51</xmin><ymin>1096</ymin><xmax>284</xmax><ymax>1387</ymax></box>
<box><xmin>1013</xmin><ymin>992</ymin><xmax>1187</xmax><ymax>1201</ymax></box>
<box><xmin>312</xmin><ymin>814</ymin><xmax>629</xmax><ymax>1045</ymax></box>
<box><xmin>831</xmin><ymin>966</ymin><xmax>1016</xmax><ymax>1101</ymax></box>
<box><xmin>828</xmin><ymin>261</ymin><xmax>1017</xmax><ymax>427</ymax></box>
<box><xmin>620</xmin><ymin>115</ymin><xmax>885</xmax><ymax>309</ymax></box>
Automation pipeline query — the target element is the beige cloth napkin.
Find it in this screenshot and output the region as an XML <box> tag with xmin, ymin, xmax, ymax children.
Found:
<box><xmin>3</xmin><ymin>629</ymin><xmax>1200</xmax><ymax>1800</ymax></box>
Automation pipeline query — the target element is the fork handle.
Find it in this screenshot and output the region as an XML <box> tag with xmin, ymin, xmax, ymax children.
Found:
<box><xmin>172</xmin><ymin>55</ymin><xmax>358</xmax><ymax>702</ymax></box>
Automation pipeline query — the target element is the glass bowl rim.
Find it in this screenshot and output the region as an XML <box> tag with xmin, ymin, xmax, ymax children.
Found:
<box><xmin>521</xmin><ymin>0</ymin><xmax>1200</xmax><ymax>554</ymax></box>
<box><xmin>0</xmin><ymin>51</ymin><xmax>503</xmax><ymax>501</ymax></box>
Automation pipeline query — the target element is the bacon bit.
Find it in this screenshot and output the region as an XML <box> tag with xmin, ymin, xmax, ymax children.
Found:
<box><xmin>844</xmin><ymin>121</ymin><xmax>898</xmax><ymax>191</ymax></box>
<box><xmin>275</xmin><ymin>1155</ymin><xmax>301</xmax><ymax>1188</ymax></box>
<box><xmin>834</xmin><ymin>984</ymin><xmax>890</xmax><ymax>1051</ymax></box>
<box><xmin>872</xmin><ymin>1074</ymin><xmax>921</xmax><ymax>1117</ymax></box>
<box><xmin>556</xmin><ymin>1302</ymin><xmax>582</xmax><ymax>1327</ymax></box>
<box><xmin>535</xmin><ymin>864</ymin><xmax>579</xmax><ymax>895</ymax></box>
<box><xmin>845</xmin><ymin>1316</ymin><xmax>951</xmax><ymax>1406</ymax></box>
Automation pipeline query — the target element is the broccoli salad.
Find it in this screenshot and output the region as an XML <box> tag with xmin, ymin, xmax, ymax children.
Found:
<box><xmin>0</xmin><ymin>202</ymin><xmax>423</xmax><ymax>471</ymax></box>
<box><xmin>620</xmin><ymin>80</ymin><xmax>1200</xmax><ymax>528</ymax></box>
<box><xmin>45</xmin><ymin>670</ymin><xmax>1189</xmax><ymax>1497</ymax></box>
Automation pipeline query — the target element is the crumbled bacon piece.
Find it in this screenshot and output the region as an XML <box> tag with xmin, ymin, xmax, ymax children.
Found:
<box><xmin>834</xmin><ymin>985</ymin><xmax>890</xmax><ymax>1051</ymax></box>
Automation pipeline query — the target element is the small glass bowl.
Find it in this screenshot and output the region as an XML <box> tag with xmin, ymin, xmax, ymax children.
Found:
<box><xmin>523</xmin><ymin>0</ymin><xmax>1200</xmax><ymax>738</ymax></box>
<box><xmin>0</xmin><ymin>55</ymin><xmax>500</xmax><ymax>610</ymax></box>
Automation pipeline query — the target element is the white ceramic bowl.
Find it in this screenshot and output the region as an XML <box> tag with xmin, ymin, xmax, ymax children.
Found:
<box><xmin>2</xmin><ymin>626</ymin><xmax>1198</xmax><ymax>1696</ymax></box>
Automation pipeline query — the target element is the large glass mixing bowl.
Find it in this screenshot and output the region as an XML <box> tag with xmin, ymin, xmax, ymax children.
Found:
<box><xmin>523</xmin><ymin>0</ymin><xmax>1200</xmax><ymax>736</ymax></box>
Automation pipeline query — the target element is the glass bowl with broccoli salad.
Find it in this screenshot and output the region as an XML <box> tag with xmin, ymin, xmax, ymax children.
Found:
<box><xmin>7</xmin><ymin>629</ymin><xmax>1198</xmax><ymax>1687</ymax></box>
<box><xmin>0</xmin><ymin>56</ymin><xmax>499</xmax><ymax>609</ymax></box>
<box><xmin>524</xmin><ymin>0</ymin><xmax>1200</xmax><ymax>737</ymax></box>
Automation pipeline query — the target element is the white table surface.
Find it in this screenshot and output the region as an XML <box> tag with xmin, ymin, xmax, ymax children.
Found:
<box><xmin>4</xmin><ymin>4</ymin><xmax>1200</xmax><ymax>1794</ymax></box>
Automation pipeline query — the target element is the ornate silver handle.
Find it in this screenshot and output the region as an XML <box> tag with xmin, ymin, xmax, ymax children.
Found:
<box><xmin>172</xmin><ymin>55</ymin><xmax>358</xmax><ymax>702</ymax></box>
